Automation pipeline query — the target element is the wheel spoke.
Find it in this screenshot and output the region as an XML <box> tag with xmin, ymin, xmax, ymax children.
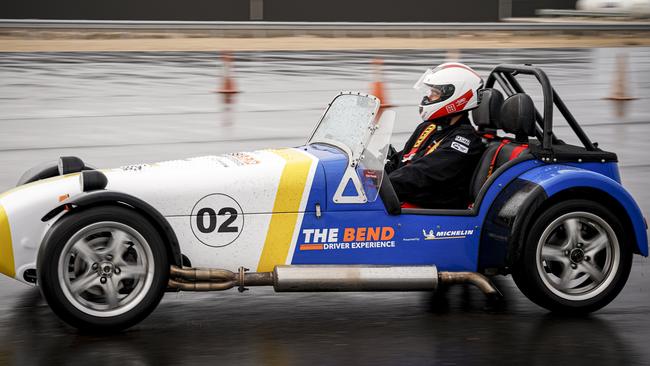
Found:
<box><xmin>584</xmin><ymin>233</ymin><xmax>608</xmax><ymax>258</ymax></box>
<box><xmin>542</xmin><ymin>245</ymin><xmax>566</xmax><ymax>263</ymax></box>
<box><xmin>558</xmin><ymin>264</ymin><xmax>577</xmax><ymax>288</ymax></box>
<box><xmin>578</xmin><ymin>261</ymin><xmax>605</xmax><ymax>283</ymax></box>
<box><xmin>563</xmin><ymin>218</ymin><xmax>581</xmax><ymax>248</ymax></box>
<box><xmin>70</xmin><ymin>274</ymin><xmax>101</xmax><ymax>295</ymax></box>
<box><xmin>112</xmin><ymin>255</ymin><xmax>128</xmax><ymax>268</ymax></box>
<box><xmin>104</xmin><ymin>277</ymin><xmax>120</xmax><ymax>308</ymax></box>
<box><xmin>106</xmin><ymin>229</ymin><xmax>130</xmax><ymax>261</ymax></box>
<box><xmin>73</xmin><ymin>239</ymin><xmax>101</xmax><ymax>264</ymax></box>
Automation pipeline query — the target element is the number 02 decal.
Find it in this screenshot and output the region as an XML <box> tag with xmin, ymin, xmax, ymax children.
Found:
<box><xmin>191</xmin><ymin>194</ymin><xmax>244</xmax><ymax>247</ymax></box>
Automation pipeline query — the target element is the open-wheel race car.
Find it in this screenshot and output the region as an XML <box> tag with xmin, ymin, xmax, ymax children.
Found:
<box><xmin>0</xmin><ymin>64</ymin><xmax>647</xmax><ymax>331</ymax></box>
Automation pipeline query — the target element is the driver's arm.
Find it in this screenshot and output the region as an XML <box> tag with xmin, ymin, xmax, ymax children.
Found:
<box><xmin>388</xmin><ymin>135</ymin><xmax>483</xmax><ymax>207</ymax></box>
<box><xmin>389</xmin><ymin>148</ymin><xmax>465</xmax><ymax>200</ymax></box>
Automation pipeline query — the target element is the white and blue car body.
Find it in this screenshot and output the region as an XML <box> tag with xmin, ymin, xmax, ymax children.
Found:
<box><xmin>0</xmin><ymin>64</ymin><xmax>646</xmax><ymax>331</ymax></box>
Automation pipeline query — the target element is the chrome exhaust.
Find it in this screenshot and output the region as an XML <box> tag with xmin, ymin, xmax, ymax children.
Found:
<box><xmin>438</xmin><ymin>271</ymin><xmax>502</xmax><ymax>298</ymax></box>
<box><xmin>168</xmin><ymin>264</ymin><xmax>501</xmax><ymax>298</ymax></box>
<box><xmin>272</xmin><ymin>265</ymin><xmax>438</xmax><ymax>291</ymax></box>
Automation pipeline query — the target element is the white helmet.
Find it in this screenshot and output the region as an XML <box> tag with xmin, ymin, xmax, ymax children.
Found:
<box><xmin>414</xmin><ymin>62</ymin><xmax>484</xmax><ymax>122</ymax></box>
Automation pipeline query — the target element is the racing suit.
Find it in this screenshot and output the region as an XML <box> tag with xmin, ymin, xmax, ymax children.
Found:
<box><xmin>386</xmin><ymin>113</ymin><xmax>484</xmax><ymax>209</ymax></box>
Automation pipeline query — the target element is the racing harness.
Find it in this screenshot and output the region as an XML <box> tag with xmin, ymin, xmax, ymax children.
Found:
<box><xmin>401</xmin><ymin>123</ymin><xmax>437</xmax><ymax>163</ymax></box>
<box><xmin>398</xmin><ymin>124</ymin><xmax>466</xmax><ymax>209</ymax></box>
<box><xmin>401</xmin><ymin>123</ymin><xmax>456</xmax><ymax>164</ymax></box>
<box><xmin>401</xmin><ymin>137</ymin><xmax>529</xmax><ymax>210</ymax></box>
<box><xmin>485</xmin><ymin>139</ymin><xmax>529</xmax><ymax>179</ymax></box>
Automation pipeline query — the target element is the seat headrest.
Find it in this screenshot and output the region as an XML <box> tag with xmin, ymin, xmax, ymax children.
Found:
<box><xmin>500</xmin><ymin>93</ymin><xmax>536</xmax><ymax>137</ymax></box>
<box><xmin>471</xmin><ymin>88</ymin><xmax>504</xmax><ymax>129</ymax></box>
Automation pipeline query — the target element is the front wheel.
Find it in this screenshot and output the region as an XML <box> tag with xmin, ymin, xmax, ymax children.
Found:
<box><xmin>512</xmin><ymin>199</ymin><xmax>633</xmax><ymax>314</ymax></box>
<box><xmin>38</xmin><ymin>206</ymin><xmax>169</xmax><ymax>331</ymax></box>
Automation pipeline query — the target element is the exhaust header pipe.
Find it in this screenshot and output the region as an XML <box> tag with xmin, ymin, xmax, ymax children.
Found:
<box><xmin>168</xmin><ymin>264</ymin><xmax>501</xmax><ymax>298</ymax></box>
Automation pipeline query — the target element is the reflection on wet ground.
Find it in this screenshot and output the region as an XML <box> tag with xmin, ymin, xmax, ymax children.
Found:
<box><xmin>0</xmin><ymin>48</ymin><xmax>649</xmax><ymax>365</ymax></box>
<box><xmin>0</xmin><ymin>279</ymin><xmax>645</xmax><ymax>366</ymax></box>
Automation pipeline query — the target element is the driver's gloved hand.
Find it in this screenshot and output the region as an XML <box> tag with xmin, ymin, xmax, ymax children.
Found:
<box><xmin>385</xmin><ymin>144</ymin><xmax>400</xmax><ymax>174</ymax></box>
<box><xmin>387</xmin><ymin>144</ymin><xmax>398</xmax><ymax>160</ymax></box>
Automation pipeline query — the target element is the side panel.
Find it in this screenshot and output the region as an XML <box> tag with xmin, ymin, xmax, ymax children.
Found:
<box><xmin>169</xmin><ymin>148</ymin><xmax>324</xmax><ymax>272</ymax></box>
<box><xmin>291</xmin><ymin>159</ymin><xmax>545</xmax><ymax>271</ymax></box>
<box><xmin>104</xmin><ymin>150</ymin><xmax>291</xmax><ymax>216</ymax></box>
<box><xmin>291</xmin><ymin>210</ymin><xmax>481</xmax><ymax>271</ymax></box>
<box><xmin>168</xmin><ymin>214</ymin><xmax>273</xmax><ymax>271</ymax></box>
<box><xmin>257</xmin><ymin>149</ymin><xmax>322</xmax><ymax>272</ymax></box>
<box><xmin>519</xmin><ymin>164</ymin><xmax>649</xmax><ymax>256</ymax></box>
<box><xmin>185</xmin><ymin>142</ymin><xmax>494</xmax><ymax>272</ymax></box>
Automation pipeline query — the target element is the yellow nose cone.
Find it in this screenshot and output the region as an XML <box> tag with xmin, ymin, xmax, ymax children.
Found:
<box><xmin>0</xmin><ymin>205</ymin><xmax>15</xmax><ymax>278</ymax></box>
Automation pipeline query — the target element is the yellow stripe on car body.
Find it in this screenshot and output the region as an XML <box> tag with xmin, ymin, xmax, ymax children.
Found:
<box><xmin>257</xmin><ymin>149</ymin><xmax>315</xmax><ymax>272</ymax></box>
<box><xmin>0</xmin><ymin>205</ymin><xmax>15</xmax><ymax>278</ymax></box>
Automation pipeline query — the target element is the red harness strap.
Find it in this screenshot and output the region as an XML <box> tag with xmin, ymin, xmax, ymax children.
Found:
<box><xmin>486</xmin><ymin>140</ymin><xmax>510</xmax><ymax>178</ymax></box>
<box><xmin>402</xmin><ymin>123</ymin><xmax>436</xmax><ymax>163</ymax></box>
<box><xmin>509</xmin><ymin>144</ymin><xmax>529</xmax><ymax>160</ymax></box>
<box><xmin>468</xmin><ymin>142</ymin><xmax>528</xmax><ymax>209</ymax></box>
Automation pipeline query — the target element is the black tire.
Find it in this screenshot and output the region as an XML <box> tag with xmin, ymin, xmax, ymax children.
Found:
<box><xmin>38</xmin><ymin>206</ymin><xmax>169</xmax><ymax>332</ymax></box>
<box><xmin>512</xmin><ymin>199</ymin><xmax>633</xmax><ymax>314</ymax></box>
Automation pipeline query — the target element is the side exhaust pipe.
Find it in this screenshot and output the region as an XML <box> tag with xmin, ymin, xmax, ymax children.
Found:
<box><xmin>272</xmin><ymin>265</ymin><xmax>438</xmax><ymax>291</ymax></box>
<box><xmin>168</xmin><ymin>265</ymin><xmax>502</xmax><ymax>299</ymax></box>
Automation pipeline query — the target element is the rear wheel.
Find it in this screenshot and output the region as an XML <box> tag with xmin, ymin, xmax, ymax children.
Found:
<box><xmin>38</xmin><ymin>206</ymin><xmax>169</xmax><ymax>331</ymax></box>
<box><xmin>512</xmin><ymin>199</ymin><xmax>633</xmax><ymax>313</ymax></box>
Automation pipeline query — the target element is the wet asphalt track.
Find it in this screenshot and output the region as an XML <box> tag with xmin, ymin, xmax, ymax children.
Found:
<box><xmin>0</xmin><ymin>48</ymin><xmax>649</xmax><ymax>366</ymax></box>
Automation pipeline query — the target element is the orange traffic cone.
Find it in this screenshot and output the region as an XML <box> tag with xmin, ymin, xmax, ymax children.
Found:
<box><xmin>605</xmin><ymin>53</ymin><xmax>636</xmax><ymax>101</ymax></box>
<box><xmin>217</xmin><ymin>52</ymin><xmax>239</xmax><ymax>95</ymax></box>
<box><xmin>370</xmin><ymin>59</ymin><xmax>392</xmax><ymax>108</ymax></box>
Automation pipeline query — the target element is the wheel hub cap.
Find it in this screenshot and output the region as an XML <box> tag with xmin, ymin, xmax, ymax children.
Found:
<box><xmin>101</xmin><ymin>262</ymin><xmax>114</xmax><ymax>276</ymax></box>
<box><xmin>569</xmin><ymin>248</ymin><xmax>585</xmax><ymax>263</ymax></box>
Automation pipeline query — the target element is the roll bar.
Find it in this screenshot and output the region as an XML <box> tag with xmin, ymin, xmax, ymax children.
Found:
<box><xmin>485</xmin><ymin>64</ymin><xmax>597</xmax><ymax>152</ymax></box>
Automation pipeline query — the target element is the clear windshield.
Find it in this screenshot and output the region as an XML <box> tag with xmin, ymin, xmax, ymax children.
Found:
<box><xmin>356</xmin><ymin>110</ymin><xmax>395</xmax><ymax>202</ymax></box>
<box><xmin>308</xmin><ymin>93</ymin><xmax>380</xmax><ymax>160</ymax></box>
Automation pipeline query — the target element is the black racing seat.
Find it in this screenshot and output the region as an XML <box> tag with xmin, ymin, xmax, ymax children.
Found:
<box><xmin>469</xmin><ymin>93</ymin><xmax>536</xmax><ymax>203</ymax></box>
<box><xmin>471</xmin><ymin>88</ymin><xmax>504</xmax><ymax>141</ymax></box>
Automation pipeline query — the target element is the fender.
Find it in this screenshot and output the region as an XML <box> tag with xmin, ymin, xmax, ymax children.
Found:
<box><xmin>478</xmin><ymin>178</ymin><xmax>548</xmax><ymax>273</ymax></box>
<box><xmin>41</xmin><ymin>190</ymin><xmax>182</xmax><ymax>266</ymax></box>
<box><xmin>479</xmin><ymin>163</ymin><xmax>649</xmax><ymax>273</ymax></box>
<box><xmin>518</xmin><ymin>164</ymin><xmax>648</xmax><ymax>256</ymax></box>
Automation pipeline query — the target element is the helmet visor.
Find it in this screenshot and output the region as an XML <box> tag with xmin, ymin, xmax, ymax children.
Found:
<box><xmin>416</xmin><ymin>83</ymin><xmax>456</xmax><ymax>106</ymax></box>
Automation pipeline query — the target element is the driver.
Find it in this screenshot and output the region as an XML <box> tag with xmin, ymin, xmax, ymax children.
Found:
<box><xmin>386</xmin><ymin>63</ymin><xmax>485</xmax><ymax>209</ymax></box>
